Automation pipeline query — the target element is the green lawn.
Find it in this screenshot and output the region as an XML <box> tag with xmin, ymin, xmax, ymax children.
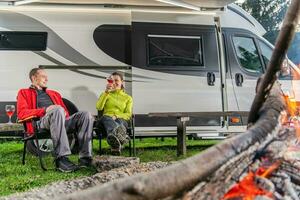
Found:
<box><xmin>0</xmin><ymin>138</ymin><xmax>218</xmax><ymax>197</ymax></box>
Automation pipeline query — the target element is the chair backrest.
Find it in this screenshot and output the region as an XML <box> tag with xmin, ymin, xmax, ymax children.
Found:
<box><xmin>98</xmin><ymin>110</ymin><xmax>104</xmax><ymax>118</ymax></box>
<box><xmin>62</xmin><ymin>98</ymin><xmax>79</xmax><ymax>115</ymax></box>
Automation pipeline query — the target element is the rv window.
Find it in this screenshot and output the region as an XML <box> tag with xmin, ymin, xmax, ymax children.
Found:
<box><xmin>232</xmin><ymin>36</ymin><xmax>263</xmax><ymax>74</ymax></box>
<box><xmin>258</xmin><ymin>40</ymin><xmax>292</xmax><ymax>79</ymax></box>
<box><xmin>258</xmin><ymin>40</ymin><xmax>272</xmax><ymax>67</ymax></box>
<box><xmin>147</xmin><ymin>35</ymin><xmax>203</xmax><ymax>67</ymax></box>
<box><xmin>0</xmin><ymin>31</ymin><xmax>47</xmax><ymax>51</ymax></box>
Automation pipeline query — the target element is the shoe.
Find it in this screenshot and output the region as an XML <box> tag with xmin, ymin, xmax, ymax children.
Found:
<box><xmin>114</xmin><ymin>125</ymin><xmax>130</xmax><ymax>145</ymax></box>
<box><xmin>111</xmin><ymin>147</ymin><xmax>121</xmax><ymax>156</ymax></box>
<box><xmin>55</xmin><ymin>156</ymin><xmax>78</xmax><ymax>173</ymax></box>
<box><xmin>78</xmin><ymin>157</ymin><xmax>93</xmax><ymax>168</ymax></box>
<box><xmin>107</xmin><ymin>133</ymin><xmax>121</xmax><ymax>149</ymax></box>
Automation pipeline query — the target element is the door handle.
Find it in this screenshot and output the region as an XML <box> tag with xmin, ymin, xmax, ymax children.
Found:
<box><xmin>235</xmin><ymin>73</ymin><xmax>243</xmax><ymax>86</ymax></box>
<box><xmin>207</xmin><ymin>72</ymin><xmax>215</xmax><ymax>86</ymax></box>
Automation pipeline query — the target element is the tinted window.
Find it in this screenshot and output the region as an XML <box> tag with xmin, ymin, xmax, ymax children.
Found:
<box><xmin>258</xmin><ymin>40</ymin><xmax>272</xmax><ymax>67</ymax></box>
<box><xmin>148</xmin><ymin>35</ymin><xmax>203</xmax><ymax>67</ymax></box>
<box><xmin>0</xmin><ymin>31</ymin><xmax>47</xmax><ymax>51</ymax></box>
<box><xmin>93</xmin><ymin>25</ymin><xmax>131</xmax><ymax>65</ymax></box>
<box><xmin>258</xmin><ymin>40</ymin><xmax>293</xmax><ymax>80</ymax></box>
<box><xmin>232</xmin><ymin>36</ymin><xmax>263</xmax><ymax>74</ymax></box>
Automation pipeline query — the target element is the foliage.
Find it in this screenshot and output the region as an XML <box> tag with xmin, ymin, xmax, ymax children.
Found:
<box><xmin>238</xmin><ymin>0</ymin><xmax>300</xmax><ymax>65</ymax></box>
<box><xmin>287</xmin><ymin>33</ymin><xmax>300</xmax><ymax>65</ymax></box>
<box><xmin>241</xmin><ymin>0</ymin><xmax>290</xmax><ymax>32</ymax></box>
<box><xmin>239</xmin><ymin>0</ymin><xmax>291</xmax><ymax>44</ymax></box>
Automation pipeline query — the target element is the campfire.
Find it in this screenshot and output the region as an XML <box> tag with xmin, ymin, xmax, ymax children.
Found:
<box><xmin>222</xmin><ymin>161</ymin><xmax>280</xmax><ymax>200</ymax></box>
<box><xmin>219</xmin><ymin>95</ymin><xmax>300</xmax><ymax>200</ymax></box>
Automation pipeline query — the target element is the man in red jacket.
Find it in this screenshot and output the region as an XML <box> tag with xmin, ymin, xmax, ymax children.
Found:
<box><xmin>17</xmin><ymin>68</ymin><xmax>94</xmax><ymax>172</ymax></box>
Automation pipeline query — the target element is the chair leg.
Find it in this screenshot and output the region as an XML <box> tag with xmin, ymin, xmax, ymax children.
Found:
<box><xmin>34</xmin><ymin>137</ymin><xmax>47</xmax><ymax>171</ymax></box>
<box><xmin>129</xmin><ymin>139</ymin><xmax>132</xmax><ymax>157</ymax></box>
<box><xmin>133</xmin><ymin>131</ymin><xmax>136</xmax><ymax>157</ymax></box>
<box><xmin>98</xmin><ymin>133</ymin><xmax>102</xmax><ymax>155</ymax></box>
<box><xmin>22</xmin><ymin>140</ymin><xmax>27</xmax><ymax>165</ymax></box>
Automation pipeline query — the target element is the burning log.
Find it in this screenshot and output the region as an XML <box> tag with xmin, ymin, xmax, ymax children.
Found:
<box><xmin>221</xmin><ymin>161</ymin><xmax>280</xmax><ymax>200</ymax></box>
<box><xmin>57</xmin><ymin>82</ymin><xmax>285</xmax><ymax>200</ymax></box>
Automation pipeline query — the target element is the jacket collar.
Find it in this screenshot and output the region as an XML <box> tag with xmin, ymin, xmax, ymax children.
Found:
<box><xmin>112</xmin><ymin>89</ymin><xmax>124</xmax><ymax>94</ymax></box>
<box><xmin>29</xmin><ymin>85</ymin><xmax>47</xmax><ymax>91</ymax></box>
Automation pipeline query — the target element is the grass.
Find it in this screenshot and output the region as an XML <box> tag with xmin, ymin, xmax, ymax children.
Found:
<box><xmin>0</xmin><ymin>138</ymin><xmax>218</xmax><ymax>197</ymax></box>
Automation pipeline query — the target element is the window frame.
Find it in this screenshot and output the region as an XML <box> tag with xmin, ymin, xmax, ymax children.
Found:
<box><xmin>231</xmin><ymin>34</ymin><xmax>265</xmax><ymax>76</ymax></box>
<box><xmin>257</xmin><ymin>38</ymin><xmax>294</xmax><ymax>80</ymax></box>
<box><xmin>257</xmin><ymin>39</ymin><xmax>273</xmax><ymax>68</ymax></box>
<box><xmin>146</xmin><ymin>34</ymin><xmax>205</xmax><ymax>71</ymax></box>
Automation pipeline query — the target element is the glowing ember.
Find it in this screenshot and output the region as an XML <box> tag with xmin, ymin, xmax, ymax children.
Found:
<box><xmin>222</xmin><ymin>161</ymin><xmax>280</xmax><ymax>200</ymax></box>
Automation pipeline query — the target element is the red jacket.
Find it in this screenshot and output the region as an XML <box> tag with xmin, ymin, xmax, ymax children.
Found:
<box><xmin>17</xmin><ymin>87</ymin><xmax>69</xmax><ymax>134</ymax></box>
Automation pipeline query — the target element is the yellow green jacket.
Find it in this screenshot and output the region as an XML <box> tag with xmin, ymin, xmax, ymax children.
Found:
<box><xmin>96</xmin><ymin>89</ymin><xmax>133</xmax><ymax>121</ymax></box>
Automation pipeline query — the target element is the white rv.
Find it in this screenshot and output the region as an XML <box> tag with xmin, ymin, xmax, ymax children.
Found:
<box><xmin>0</xmin><ymin>0</ymin><xmax>297</xmax><ymax>137</ymax></box>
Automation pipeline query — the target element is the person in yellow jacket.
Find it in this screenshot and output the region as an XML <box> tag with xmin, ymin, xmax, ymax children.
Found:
<box><xmin>96</xmin><ymin>72</ymin><xmax>133</xmax><ymax>154</ymax></box>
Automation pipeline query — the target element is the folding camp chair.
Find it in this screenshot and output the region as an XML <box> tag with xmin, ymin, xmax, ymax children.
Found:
<box><xmin>20</xmin><ymin>98</ymin><xmax>79</xmax><ymax>170</ymax></box>
<box><xmin>94</xmin><ymin>112</ymin><xmax>135</xmax><ymax>156</ymax></box>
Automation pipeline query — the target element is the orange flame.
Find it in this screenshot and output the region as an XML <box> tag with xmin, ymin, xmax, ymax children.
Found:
<box><xmin>221</xmin><ymin>161</ymin><xmax>280</xmax><ymax>200</ymax></box>
<box><xmin>285</xmin><ymin>95</ymin><xmax>297</xmax><ymax>117</ymax></box>
<box><xmin>283</xmin><ymin>94</ymin><xmax>300</xmax><ymax>140</ymax></box>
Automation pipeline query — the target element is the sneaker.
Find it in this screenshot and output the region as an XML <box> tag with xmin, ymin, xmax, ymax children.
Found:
<box><xmin>111</xmin><ymin>147</ymin><xmax>121</xmax><ymax>156</ymax></box>
<box><xmin>55</xmin><ymin>156</ymin><xmax>78</xmax><ymax>173</ymax></box>
<box><xmin>78</xmin><ymin>157</ymin><xmax>93</xmax><ymax>168</ymax></box>
<box><xmin>114</xmin><ymin>125</ymin><xmax>130</xmax><ymax>145</ymax></box>
<box><xmin>107</xmin><ymin>133</ymin><xmax>121</xmax><ymax>149</ymax></box>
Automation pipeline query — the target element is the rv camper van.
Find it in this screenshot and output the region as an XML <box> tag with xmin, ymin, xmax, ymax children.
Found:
<box><xmin>0</xmin><ymin>0</ymin><xmax>298</xmax><ymax>138</ymax></box>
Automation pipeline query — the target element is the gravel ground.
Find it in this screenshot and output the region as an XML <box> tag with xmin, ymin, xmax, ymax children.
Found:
<box><xmin>1</xmin><ymin>158</ymin><xmax>171</xmax><ymax>200</ymax></box>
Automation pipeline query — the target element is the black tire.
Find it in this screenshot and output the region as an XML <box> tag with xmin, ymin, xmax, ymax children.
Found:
<box><xmin>26</xmin><ymin>133</ymin><xmax>78</xmax><ymax>157</ymax></box>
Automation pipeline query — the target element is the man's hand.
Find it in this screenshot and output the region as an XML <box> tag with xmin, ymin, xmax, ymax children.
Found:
<box><xmin>112</xmin><ymin>115</ymin><xmax>117</xmax><ymax>120</ymax></box>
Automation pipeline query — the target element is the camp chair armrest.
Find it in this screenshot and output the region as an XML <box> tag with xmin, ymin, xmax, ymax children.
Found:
<box><xmin>18</xmin><ymin>116</ymin><xmax>39</xmax><ymax>123</ymax></box>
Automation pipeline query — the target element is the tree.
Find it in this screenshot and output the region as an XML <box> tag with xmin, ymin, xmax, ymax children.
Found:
<box><xmin>239</xmin><ymin>0</ymin><xmax>291</xmax><ymax>44</ymax></box>
<box><xmin>238</xmin><ymin>0</ymin><xmax>300</xmax><ymax>65</ymax></box>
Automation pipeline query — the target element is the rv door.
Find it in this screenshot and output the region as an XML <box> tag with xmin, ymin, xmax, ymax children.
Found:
<box><xmin>131</xmin><ymin>22</ymin><xmax>224</xmax><ymax>126</ymax></box>
<box><xmin>225</xmin><ymin>29</ymin><xmax>265</xmax><ymax>115</ymax></box>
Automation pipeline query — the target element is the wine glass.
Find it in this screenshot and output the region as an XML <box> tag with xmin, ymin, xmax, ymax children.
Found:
<box><xmin>106</xmin><ymin>77</ymin><xmax>115</xmax><ymax>91</ymax></box>
<box><xmin>5</xmin><ymin>105</ymin><xmax>15</xmax><ymax>124</ymax></box>
<box><xmin>107</xmin><ymin>77</ymin><xmax>114</xmax><ymax>84</ymax></box>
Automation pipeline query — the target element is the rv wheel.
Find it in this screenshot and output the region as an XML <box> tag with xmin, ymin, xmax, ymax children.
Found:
<box><xmin>26</xmin><ymin>133</ymin><xmax>79</xmax><ymax>157</ymax></box>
